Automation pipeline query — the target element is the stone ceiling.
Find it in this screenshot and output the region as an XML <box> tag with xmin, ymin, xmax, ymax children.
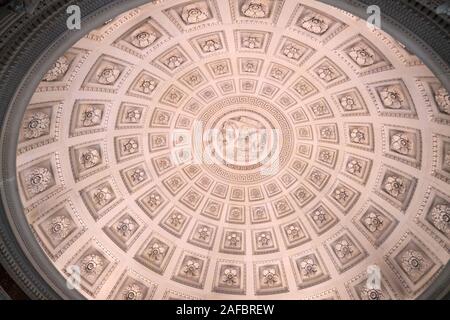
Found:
<box><xmin>15</xmin><ymin>0</ymin><xmax>450</xmax><ymax>299</ymax></box>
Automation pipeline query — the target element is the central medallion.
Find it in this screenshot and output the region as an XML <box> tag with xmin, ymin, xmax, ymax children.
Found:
<box><xmin>211</xmin><ymin>110</ymin><xmax>276</xmax><ymax>169</ymax></box>
<box><xmin>193</xmin><ymin>96</ymin><xmax>294</xmax><ymax>184</ymax></box>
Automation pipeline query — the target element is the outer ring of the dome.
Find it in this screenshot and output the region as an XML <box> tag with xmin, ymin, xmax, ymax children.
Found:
<box><xmin>0</xmin><ymin>0</ymin><xmax>448</xmax><ymax>300</ymax></box>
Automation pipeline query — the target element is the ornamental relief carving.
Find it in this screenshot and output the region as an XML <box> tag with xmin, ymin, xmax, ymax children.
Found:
<box><xmin>137</xmin><ymin>186</ymin><xmax>167</xmax><ymax>220</ymax></box>
<box><xmin>154</xmin><ymin>46</ymin><xmax>191</xmax><ymax>74</ymax></box>
<box><xmin>159</xmin><ymin>207</ymin><xmax>191</xmax><ymax>238</ymax></box>
<box><xmin>324</xmin><ymin>229</ymin><xmax>368</xmax><ymax>274</ymax></box>
<box><xmin>290</xmin><ymin>76</ymin><xmax>318</xmax><ymax>100</ymax></box>
<box><xmin>103</xmin><ymin>209</ymin><xmax>146</xmax><ymax>252</ymax></box>
<box><xmin>19</xmin><ymin>159</ymin><xmax>57</xmax><ymax>201</ymax></box>
<box><xmin>32</xmin><ymin>199</ymin><xmax>86</xmax><ymax>260</ymax></box>
<box><xmin>381</xmin><ymin>125</ymin><xmax>422</xmax><ymax>168</ymax></box>
<box><xmin>332</xmin><ymin>88</ymin><xmax>369</xmax><ymax>117</ymax></box>
<box><xmin>236</xmin><ymin>30</ymin><xmax>271</xmax><ymax>53</ymax></box>
<box><xmin>43</xmin><ymin>55</ymin><xmax>72</xmax><ymax>82</ymax></box>
<box><xmin>201</xmin><ymin>198</ymin><xmax>224</xmax><ymax>220</ymax></box>
<box><xmin>81</xmin><ymin>151</ymin><xmax>101</xmax><ymax>170</ymax></box>
<box><xmin>376</xmin><ymin>166</ymin><xmax>417</xmax><ymax>211</ymax></box>
<box><xmin>370</xmin><ymin>79</ymin><xmax>417</xmax><ymax>118</ymax></box>
<box><xmin>433</xmin><ymin>85</ymin><xmax>450</xmax><ymax>115</ymax></box>
<box><xmin>213</xmin><ymin>260</ymin><xmax>246</xmax><ymax>295</ymax></box>
<box><xmin>18</xmin><ymin>102</ymin><xmax>64</xmax><ymax>154</ymax></box>
<box><xmin>22</xmin><ymin>110</ymin><xmax>51</xmax><ymax>140</ymax></box>
<box><xmin>63</xmin><ymin>239</ymin><xmax>117</xmax><ymax>297</ymax></box>
<box><xmin>298</xmin><ymin>12</ymin><xmax>330</xmax><ymax>35</ymax></box>
<box><xmin>291</xmin><ymin>250</ymin><xmax>330</xmax><ymax>289</ymax></box>
<box><xmin>188</xmin><ymin>220</ymin><xmax>217</xmax><ymax>250</ymax></box>
<box><xmin>337</xmin><ymin>35</ymin><xmax>393</xmax><ymax>76</ymax></box>
<box><xmin>252</xmin><ymin>227</ymin><xmax>278</xmax><ymax>254</ymax></box>
<box><xmin>135</xmin><ymin>232</ymin><xmax>175</xmax><ymax>275</ymax></box>
<box><xmin>108</xmin><ymin>271</ymin><xmax>157</xmax><ymax>300</ymax></box>
<box><xmin>38</xmin><ymin>50</ymin><xmax>85</xmax><ymax>92</ymax></box>
<box><xmin>116</xmin><ymin>102</ymin><xmax>146</xmax><ymax>129</ymax></box>
<box><xmin>127</xmin><ymin>71</ymin><xmax>160</xmax><ymax>99</ymax></box>
<box><xmin>172</xmin><ymin>251</ymin><xmax>209</xmax><ymax>289</ymax></box>
<box><xmin>346</xmin><ymin>271</ymin><xmax>397</xmax><ymax>300</ymax></box>
<box><xmin>181</xmin><ymin>3</ymin><xmax>210</xmax><ymax>24</ymax></box>
<box><xmin>353</xmin><ymin>201</ymin><xmax>399</xmax><ymax>248</ymax></box>
<box><xmin>279</xmin><ymin>218</ymin><xmax>310</xmax><ymax>248</ymax></box>
<box><xmin>327</xmin><ymin>180</ymin><xmax>360</xmax><ymax>214</ymax></box>
<box><xmin>385</xmin><ymin>232</ymin><xmax>443</xmax><ymax>296</ymax></box>
<box><xmin>80</xmin><ymin>178</ymin><xmax>122</xmax><ymax>221</ymax></box>
<box><xmin>241</xmin><ymin>0</ymin><xmax>271</xmax><ymax>18</ymax></box>
<box><xmin>113</xmin><ymin>18</ymin><xmax>166</xmax><ymax>58</ymax></box>
<box><xmin>83</xmin><ymin>56</ymin><xmax>128</xmax><ymax>91</ymax></box>
<box><xmin>306</xmin><ymin>202</ymin><xmax>339</xmax><ymax>235</ymax></box>
<box><xmin>310</xmin><ymin>58</ymin><xmax>348</xmax><ymax>88</ymax></box>
<box><xmin>220</xmin><ymin>228</ymin><xmax>246</xmax><ymax>255</ymax></box>
<box><xmin>415</xmin><ymin>187</ymin><xmax>450</xmax><ymax>252</ymax></box>
<box><xmin>191</xmin><ymin>31</ymin><xmax>227</xmax><ymax>57</ymax></box>
<box><xmin>253</xmin><ymin>260</ymin><xmax>288</xmax><ymax>295</ymax></box>
<box><xmin>180</xmin><ymin>68</ymin><xmax>207</xmax><ymax>89</ymax></box>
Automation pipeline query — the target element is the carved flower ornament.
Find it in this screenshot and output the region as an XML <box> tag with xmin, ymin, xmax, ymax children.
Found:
<box><xmin>80</xmin><ymin>149</ymin><xmax>101</xmax><ymax>169</ymax></box>
<box><xmin>148</xmin><ymin>242</ymin><xmax>165</xmax><ymax>261</ymax></box>
<box><xmin>384</xmin><ymin>176</ymin><xmax>406</xmax><ymax>198</ymax></box>
<box><xmin>391</xmin><ymin>133</ymin><xmax>412</xmax><ymax>155</ymax></box>
<box><xmin>300</xmin><ymin>14</ymin><xmax>329</xmax><ymax>34</ymax></box>
<box><xmin>131</xmin><ymin>30</ymin><xmax>157</xmax><ymax>48</ymax></box>
<box><xmin>346</xmin><ymin>160</ymin><xmax>362</xmax><ymax>175</ymax></box>
<box><xmin>43</xmin><ymin>55</ymin><xmax>70</xmax><ymax>81</ymax></box>
<box><xmin>122</xmin><ymin>284</ymin><xmax>143</xmax><ymax>300</ymax></box>
<box><xmin>222</xmin><ymin>268</ymin><xmax>238</xmax><ymax>285</ymax></box>
<box><xmin>48</xmin><ymin>216</ymin><xmax>72</xmax><ymax>240</ymax></box>
<box><xmin>81</xmin><ymin>105</ymin><xmax>103</xmax><ymax>127</ymax></box>
<box><xmin>299</xmin><ymin>258</ymin><xmax>318</xmax><ymax>277</ymax></box>
<box><xmin>434</xmin><ymin>86</ymin><xmax>450</xmax><ymax>114</ymax></box>
<box><xmin>25</xmin><ymin>167</ymin><xmax>52</xmax><ymax>195</ymax></box>
<box><xmin>116</xmin><ymin>218</ymin><xmax>136</xmax><ymax>238</ymax></box>
<box><xmin>181</xmin><ymin>4</ymin><xmax>209</xmax><ymax>24</ymax></box>
<box><xmin>400</xmin><ymin>250</ymin><xmax>430</xmax><ymax>278</ymax></box>
<box><xmin>334</xmin><ymin>239</ymin><xmax>354</xmax><ymax>259</ymax></box>
<box><xmin>430</xmin><ymin>204</ymin><xmax>450</xmax><ymax>235</ymax></box>
<box><xmin>286</xmin><ymin>224</ymin><xmax>300</xmax><ymax>239</ymax></box>
<box><xmin>81</xmin><ymin>254</ymin><xmax>104</xmax><ymax>277</ymax></box>
<box><xmin>348</xmin><ymin>45</ymin><xmax>376</xmax><ymax>66</ymax></box>
<box><xmin>262</xmin><ymin>268</ymin><xmax>278</xmax><ymax>286</ymax></box>
<box><xmin>340</xmin><ymin>95</ymin><xmax>357</xmax><ymax>111</ymax></box>
<box><xmin>380</xmin><ymin>86</ymin><xmax>405</xmax><ymax>109</ymax></box>
<box><xmin>93</xmin><ymin>187</ymin><xmax>113</xmax><ymax>206</ymax></box>
<box><xmin>227</xmin><ymin>233</ymin><xmax>240</xmax><ymax>246</ymax></box>
<box><xmin>139</xmin><ymin>78</ymin><xmax>157</xmax><ymax>94</ymax></box>
<box><xmin>241</xmin><ymin>0</ymin><xmax>269</xmax><ymax>18</ymax></box>
<box><xmin>97</xmin><ymin>65</ymin><xmax>121</xmax><ymax>85</ymax></box>
<box><xmin>364</xmin><ymin>212</ymin><xmax>384</xmax><ymax>233</ymax></box>
<box><xmin>23</xmin><ymin>112</ymin><xmax>50</xmax><ymax>139</ymax></box>
<box><xmin>183</xmin><ymin>260</ymin><xmax>200</xmax><ymax>276</ymax></box>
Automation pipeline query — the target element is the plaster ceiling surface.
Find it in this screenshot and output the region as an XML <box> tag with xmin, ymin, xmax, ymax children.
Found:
<box><xmin>14</xmin><ymin>0</ymin><xmax>450</xmax><ymax>300</ymax></box>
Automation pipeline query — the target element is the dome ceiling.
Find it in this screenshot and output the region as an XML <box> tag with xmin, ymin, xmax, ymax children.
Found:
<box><xmin>15</xmin><ymin>0</ymin><xmax>450</xmax><ymax>300</ymax></box>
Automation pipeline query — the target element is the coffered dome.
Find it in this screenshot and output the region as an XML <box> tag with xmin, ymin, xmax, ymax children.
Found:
<box><xmin>8</xmin><ymin>0</ymin><xmax>450</xmax><ymax>299</ymax></box>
